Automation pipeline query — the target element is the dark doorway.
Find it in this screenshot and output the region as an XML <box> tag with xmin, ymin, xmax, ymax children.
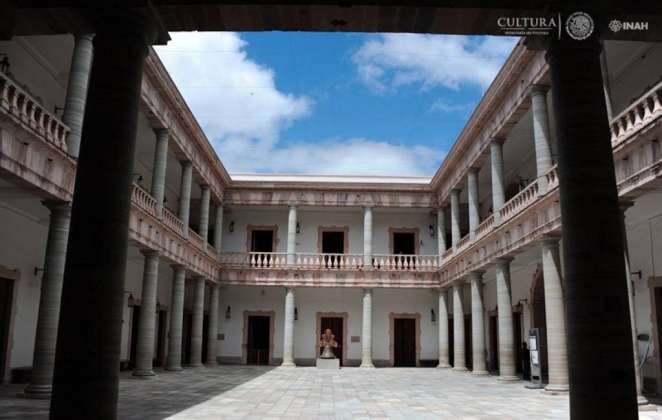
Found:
<box><xmin>128</xmin><ymin>305</ymin><xmax>141</xmax><ymax>369</ymax></box>
<box><xmin>393</xmin><ymin>318</ymin><xmax>416</xmax><ymax>367</ymax></box>
<box><xmin>247</xmin><ymin>315</ymin><xmax>270</xmax><ymax>365</ymax></box>
<box><xmin>489</xmin><ymin>314</ymin><xmax>499</xmax><ymax>372</ymax></box>
<box><xmin>320</xmin><ymin>317</ymin><xmax>343</xmax><ymax>365</ymax></box>
<box><xmin>448</xmin><ymin>317</ymin><xmax>454</xmax><ymax>366</ymax></box>
<box><xmin>655</xmin><ymin>287</ymin><xmax>662</xmax><ymax>382</ymax></box>
<box><xmin>393</xmin><ymin>232</ymin><xmax>416</xmax><ymax>254</ymax></box>
<box><xmin>154</xmin><ymin>309</ymin><xmax>167</xmax><ymax>367</ymax></box>
<box><xmin>465</xmin><ymin>315</ymin><xmax>473</xmax><ymax>370</ymax></box>
<box><xmin>322</xmin><ymin>231</ymin><xmax>344</xmax><ymax>268</ymax></box>
<box><xmin>531</xmin><ymin>269</ymin><xmax>548</xmax><ymax>381</ymax></box>
<box><xmin>0</xmin><ymin>278</ymin><xmax>13</xmax><ymax>383</ymax></box>
<box><xmin>250</xmin><ymin>229</ymin><xmax>274</xmax><ymax>252</ymax></box>
<box><xmin>513</xmin><ymin>311</ymin><xmax>523</xmax><ymax>374</ymax></box>
<box><xmin>202</xmin><ymin>313</ymin><xmax>209</xmax><ymax>363</ymax></box>
<box><xmin>182</xmin><ymin>311</ymin><xmax>192</xmax><ymax>365</ymax></box>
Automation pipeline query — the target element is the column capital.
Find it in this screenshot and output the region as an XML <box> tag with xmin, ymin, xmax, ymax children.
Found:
<box><xmin>495</xmin><ymin>256</ymin><xmax>514</xmax><ymax>267</ymax></box>
<box><xmin>490</xmin><ymin>137</ymin><xmax>505</xmax><ymax>146</ymax></box>
<box><xmin>140</xmin><ymin>249</ymin><xmax>160</xmax><ymax>258</ymax></box>
<box><xmin>451</xmin><ymin>188</ymin><xmax>461</xmax><ymax>195</ymax></box>
<box><xmin>619</xmin><ymin>199</ymin><xmax>635</xmax><ymax>212</ymax></box>
<box><xmin>530</xmin><ymin>84</ymin><xmax>550</xmax><ymax>97</ymax></box>
<box><xmin>200</xmin><ymin>183</ymin><xmax>210</xmax><ymax>190</ymax></box>
<box><xmin>468</xmin><ymin>270</ymin><xmax>485</xmax><ymax>281</ymax></box>
<box><xmin>74</xmin><ymin>33</ymin><xmax>95</xmax><ymax>42</ymax></box>
<box><xmin>363</xmin><ymin>288</ymin><xmax>373</xmax><ymax>294</ymax></box>
<box><xmin>288</xmin><ymin>203</ymin><xmax>298</xmax><ymax>209</ymax></box>
<box><xmin>154</xmin><ymin>127</ymin><xmax>169</xmax><ymax>138</ymax></box>
<box><xmin>42</xmin><ymin>200</ymin><xmax>72</xmax><ymax>215</ymax></box>
<box><xmin>169</xmin><ymin>263</ymin><xmax>186</xmax><ymax>271</ymax></box>
<box><xmin>180</xmin><ymin>160</ymin><xmax>192</xmax><ymax>169</ymax></box>
<box><xmin>468</xmin><ymin>166</ymin><xmax>480</xmax><ymax>175</ymax></box>
<box><xmin>541</xmin><ymin>234</ymin><xmax>562</xmax><ymax>248</ymax></box>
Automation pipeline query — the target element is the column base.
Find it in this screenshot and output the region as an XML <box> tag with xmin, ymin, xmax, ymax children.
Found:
<box><xmin>205</xmin><ymin>361</ymin><xmax>218</xmax><ymax>367</ymax></box>
<box><xmin>21</xmin><ymin>384</ymin><xmax>52</xmax><ymax>399</ymax></box>
<box><xmin>280</xmin><ymin>361</ymin><xmax>296</xmax><ymax>368</ymax></box>
<box><xmin>452</xmin><ymin>366</ymin><xmax>468</xmax><ymax>372</ymax></box>
<box><xmin>497</xmin><ymin>375</ymin><xmax>520</xmax><ymax>382</ymax></box>
<box><xmin>544</xmin><ymin>384</ymin><xmax>569</xmax><ymax>393</ymax></box>
<box><xmin>437</xmin><ymin>363</ymin><xmax>451</xmax><ymax>368</ymax></box>
<box><xmin>637</xmin><ymin>395</ymin><xmax>651</xmax><ymax>406</ymax></box>
<box><xmin>471</xmin><ymin>370</ymin><xmax>489</xmax><ymax>376</ymax></box>
<box><xmin>164</xmin><ymin>365</ymin><xmax>183</xmax><ymax>372</ymax></box>
<box><xmin>186</xmin><ymin>362</ymin><xmax>203</xmax><ymax>368</ymax></box>
<box><xmin>132</xmin><ymin>369</ymin><xmax>156</xmax><ymax>378</ymax></box>
<box><xmin>359</xmin><ymin>362</ymin><xmax>375</xmax><ymax>368</ymax></box>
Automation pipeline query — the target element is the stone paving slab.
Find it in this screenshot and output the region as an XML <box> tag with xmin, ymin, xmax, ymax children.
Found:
<box><xmin>1</xmin><ymin>366</ymin><xmax>662</xmax><ymax>419</ymax></box>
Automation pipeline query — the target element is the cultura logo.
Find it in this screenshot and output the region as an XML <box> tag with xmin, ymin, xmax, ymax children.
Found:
<box><xmin>565</xmin><ymin>12</ymin><xmax>594</xmax><ymax>40</ymax></box>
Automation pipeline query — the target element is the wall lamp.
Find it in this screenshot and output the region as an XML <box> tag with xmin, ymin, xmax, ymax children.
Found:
<box><xmin>225</xmin><ymin>306</ymin><xmax>231</xmax><ymax>319</ymax></box>
<box><xmin>429</xmin><ymin>224</ymin><xmax>435</xmax><ymax>237</ymax></box>
<box><xmin>430</xmin><ymin>308</ymin><xmax>436</xmax><ymax>323</ymax></box>
<box><xmin>0</xmin><ymin>54</ymin><xmax>9</xmax><ymax>74</ymax></box>
<box><xmin>294</xmin><ymin>307</ymin><xmax>298</xmax><ymax>321</ymax></box>
<box><xmin>630</xmin><ymin>270</ymin><xmax>643</xmax><ymax>280</ymax></box>
<box><xmin>229</xmin><ymin>221</ymin><xmax>235</xmax><ymax>233</ymax></box>
<box><xmin>296</xmin><ymin>222</ymin><xmax>301</xmax><ymax>234</ymax></box>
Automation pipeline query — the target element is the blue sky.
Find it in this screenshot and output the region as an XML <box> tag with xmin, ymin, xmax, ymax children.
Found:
<box><xmin>156</xmin><ymin>32</ymin><xmax>518</xmax><ymax>177</ymax></box>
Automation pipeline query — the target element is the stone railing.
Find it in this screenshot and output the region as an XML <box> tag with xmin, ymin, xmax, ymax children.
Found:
<box><xmin>611</xmin><ymin>79</ymin><xmax>662</xmax><ymax>149</ymax></box>
<box><xmin>474</xmin><ymin>213</ymin><xmax>495</xmax><ymax>241</ymax></box>
<box><xmin>498</xmin><ymin>174</ymin><xmax>542</xmax><ymax>225</ymax></box>
<box><xmin>162</xmin><ymin>207</ymin><xmax>186</xmax><ymax>237</ymax></box>
<box><xmin>0</xmin><ymin>72</ymin><xmax>69</xmax><ymax>153</ymax></box>
<box><xmin>372</xmin><ymin>254</ymin><xmax>439</xmax><ymax>271</ymax></box>
<box><xmin>131</xmin><ymin>184</ymin><xmax>158</xmax><ymax>219</ymax></box>
<box><xmin>188</xmin><ymin>228</ymin><xmax>204</xmax><ymax>249</ymax></box>
<box><xmin>220</xmin><ymin>252</ymin><xmax>439</xmax><ymax>272</ymax></box>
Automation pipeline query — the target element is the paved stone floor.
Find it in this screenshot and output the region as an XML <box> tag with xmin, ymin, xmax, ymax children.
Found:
<box><xmin>1</xmin><ymin>366</ymin><xmax>662</xmax><ymax>419</ymax></box>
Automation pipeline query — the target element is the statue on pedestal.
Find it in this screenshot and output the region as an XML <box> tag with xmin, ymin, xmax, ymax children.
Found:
<box><xmin>319</xmin><ymin>328</ymin><xmax>338</xmax><ymax>359</ymax></box>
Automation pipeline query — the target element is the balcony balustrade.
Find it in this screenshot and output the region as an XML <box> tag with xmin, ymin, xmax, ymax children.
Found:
<box><xmin>0</xmin><ymin>72</ymin><xmax>69</xmax><ymax>153</ymax></box>
<box><xmin>220</xmin><ymin>252</ymin><xmax>439</xmax><ymax>272</ymax></box>
<box><xmin>611</xmin><ymin>79</ymin><xmax>662</xmax><ymax>149</ymax></box>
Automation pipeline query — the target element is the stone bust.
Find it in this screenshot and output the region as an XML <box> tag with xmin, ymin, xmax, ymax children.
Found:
<box><xmin>319</xmin><ymin>328</ymin><xmax>338</xmax><ymax>359</ymax></box>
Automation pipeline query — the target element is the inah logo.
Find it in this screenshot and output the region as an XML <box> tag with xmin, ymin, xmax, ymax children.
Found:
<box><xmin>609</xmin><ymin>20</ymin><xmax>623</xmax><ymax>33</ymax></box>
<box><xmin>565</xmin><ymin>12</ymin><xmax>594</xmax><ymax>40</ymax></box>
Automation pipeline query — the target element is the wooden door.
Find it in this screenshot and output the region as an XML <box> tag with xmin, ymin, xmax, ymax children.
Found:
<box><xmin>0</xmin><ymin>278</ymin><xmax>13</xmax><ymax>383</ymax></box>
<box><xmin>320</xmin><ymin>317</ymin><xmax>343</xmax><ymax>364</ymax></box>
<box><xmin>393</xmin><ymin>318</ymin><xmax>416</xmax><ymax>367</ymax></box>
<box><xmin>247</xmin><ymin>315</ymin><xmax>270</xmax><ymax>365</ymax></box>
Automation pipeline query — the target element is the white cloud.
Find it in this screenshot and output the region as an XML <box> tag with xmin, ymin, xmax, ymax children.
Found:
<box><xmin>156</xmin><ymin>32</ymin><xmax>447</xmax><ymax>176</ymax></box>
<box><xmin>429</xmin><ymin>99</ymin><xmax>474</xmax><ymax>114</ymax></box>
<box><xmin>225</xmin><ymin>138</ymin><xmax>444</xmax><ymax>176</ymax></box>
<box><xmin>353</xmin><ymin>34</ymin><xmax>518</xmax><ymax>93</ymax></box>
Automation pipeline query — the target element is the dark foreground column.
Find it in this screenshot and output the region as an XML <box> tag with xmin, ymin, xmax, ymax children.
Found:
<box><xmin>546</xmin><ymin>34</ymin><xmax>637</xmax><ymax>419</ymax></box>
<box><xmin>50</xmin><ymin>12</ymin><xmax>160</xmax><ymax>420</ymax></box>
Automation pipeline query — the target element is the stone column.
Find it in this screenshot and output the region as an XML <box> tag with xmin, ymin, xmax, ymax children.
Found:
<box><xmin>165</xmin><ymin>265</ymin><xmax>185</xmax><ymax>371</ymax></box>
<box><xmin>62</xmin><ymin>34</ymin><xmax>94</xmax><ymax>158</ymax></box>
<box><xmin>450</xmin><ymin>189</ymin><xmax>461</xmax><ymax>248</ymax></box>
<box><xmin>495</xmin><ymin>257</ymin><xmax>518</xmax><ymax>381</ymax></box>
<box><xmin>199</xmin><ymin>185</ymin><xmax>210</xmax><ymax>249</ymax></box>
<box><xmin>437</xmin><ymin>289</ymin><xmax>450</xmax><ymax>368</ymax></box>
<box><xmin>620</xmin><ymin>201</ymin><xmax>648</xmax><ymax>404</ymax></box>
<box><xmin>490</xmin><ymin>139</ymin><xmax>505</xmax><ymax>222</ymax></box>
<box><xmin>150</xmin><ymin>128</ymin><xmax>169</xmax><ymax>218</ymax></box>
<box><xmin>360</xmin><ymin>289</ymin><xmax>374</xmax><ymax>367</ymax></box>
<box><xmin>363</xmin><ymin>207</ymin><xmax>373</xmax><ymax>269</ymax></box>
<box><xmin>282</xmin><ymin>287</ymin><xmax>296</xmax><ymax>367</ymax></box>
<box><xmin>547</xmin><ymin>35</ymin><xmax>637</xmax><ymax>418</ymax></box>
<box><xmin>214</xmin><ymin>204</ymin><xmax>223</xmax><ymax>260</ymax></box>
<box><xmin>452</xmin><ymin>281</ymin><xmax>466</xmax><ymax>371</ymax></box>
<box><xmin>189</xmin><ymin>277</ymin><xmax>205</xmax><ymax>367</ymax></box>
<box><xmin>470</xmin><ymin>271</ymin><xmax>487</xmax><ymax>375</ymax></box>
<box><xmin>531</xmin><ymin>85</ymin><xmax>554</xmax><ymax>193</ymax></box>
<box><xmin>541</xmin><ymin>236</ymin><xmax>569</xmax><ymax>391</ymax></box>
<box><xmin>50</xmin><ymin>13</ymin><xmax>161</xmax><ymax>419</ymax></box>
<box><xmin>133</xmin><ymin>250</ymin><xmax>159</xmax><ymax>377</ymax></box>
<box><xmin>287</xmin><ymin>205</ymin><xmax>297</xmax><ymax>265</ymax></box>
<box><xmin>24</xmin><ymin>202</ymin><xmax>71</xmax><ymax>398</ymax></box>
<box><xmin>179</xmin><ymin>161</ymin><xmax>193</xmax><ymax>232</ymax></box>
<box><xmin>437</xmin><ymin>207</ymin><xmax>447</xmax><ymax>253</ymax></box>
<box><xmin>600</xmin><ymin>43</ymin><xmax>614</xmax><ymax>120</ymax></box>
<box><xmin>467</xmin><ymin>168</ymin><xmax>480</xmax><ymax>236</ymax></box>
<box><xmin>206</xmin><ymin>284</ymin><xmax>220</xmax><ymax>366</ymax></box>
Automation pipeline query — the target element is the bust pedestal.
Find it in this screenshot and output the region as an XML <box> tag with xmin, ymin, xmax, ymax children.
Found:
<box><xmin>316</xmin><ymin>358</ymin><xmax>340</xmax><ymax>370</ymax></box>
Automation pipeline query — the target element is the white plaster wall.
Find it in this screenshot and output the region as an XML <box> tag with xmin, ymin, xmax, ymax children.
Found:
<box><xmin>624</xmin><ymin>191</ymin><xmax>662</xmax><ymax>383</ymax></box>
<box><xmin>220</xmin><ymin>208</ymin><xmax>438</xmax><ymax>256</ymax></box>
<box><xmin>218</xmin><ymin>286</ymin><xmax>439</xmax><ymax>365</ymax></box>
<box><xmin>0</xmin><ymin>202</ymin><xmax>48</xmax><ymax>375</ymax></box>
